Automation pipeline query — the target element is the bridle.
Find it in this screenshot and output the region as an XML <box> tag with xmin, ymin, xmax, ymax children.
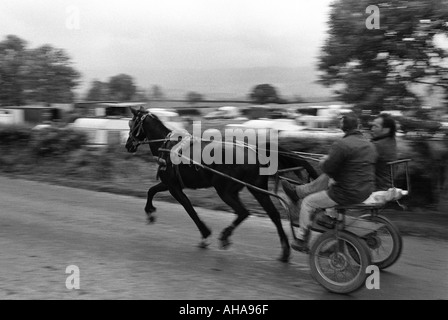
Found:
<box><xmin>128</xmin><ymin>113</ymin><xmax>148</xmax><ymax>148</ymax></box>
<box><xmin>128</xmin><ymin>112</ymin><xmax>169</xmax><ymax>148</ymax></box>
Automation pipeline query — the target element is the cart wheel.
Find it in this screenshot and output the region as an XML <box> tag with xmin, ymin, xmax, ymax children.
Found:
<box><xmin>360</xmin><ymin>215</ymin><xmax>403</xmax><ymax>270</ymax></box>
<box><xmin>309</xmin><ymin>231</ymin><xmax>371</xmax><ymax>294</ymax></box>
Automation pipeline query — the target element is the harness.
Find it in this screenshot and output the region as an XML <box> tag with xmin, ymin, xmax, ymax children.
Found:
<box><xmin>156</xmin><ymin>131</ymin><xmax>196</xmax><ymax>188</ymax></box>
<box><xmin>128</xmin><ymin>114</ymin><xmax>148</xmax><ymax>147</ymax></box>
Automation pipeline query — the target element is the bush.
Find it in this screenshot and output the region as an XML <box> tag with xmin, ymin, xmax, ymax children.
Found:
<box><xmin>0</xmin><ymin>124</ymin><xmax>32</xmax><ymax>146</ymax></box>
<box><xmin>63</xmin><ymin>148</ymin><xmax>114</xmax><ymax>179</ymax></box>
<box><xmin>0</xmin><ymin>125</ymin><xmax>34</xmax><ymax>173</ymax></box>
<box><xmin>29</xmin><ymin>127</ymin><xmax>88</xmax><ymax>157</ymax></box>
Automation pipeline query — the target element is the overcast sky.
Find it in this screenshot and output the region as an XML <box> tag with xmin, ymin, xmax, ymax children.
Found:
<box><xmin>0</xmin><ymin>0</ymin><xmax>334</xmax><ymax>98</ymax></box>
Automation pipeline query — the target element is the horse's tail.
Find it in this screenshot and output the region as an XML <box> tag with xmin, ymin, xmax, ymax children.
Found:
<box><xmin>276</xmin><ymin>145</ymin><xmax>319</xmax><ymax>180</ymax></box>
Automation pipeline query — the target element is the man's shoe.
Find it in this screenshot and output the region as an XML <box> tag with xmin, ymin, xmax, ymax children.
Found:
<box><xmin>290</xmin><ymin>238</ymin><xmax>309</xmax><ymax>253</ymax></box>
<box><xmin>291</xmin><ymin>220</ymin><xmax>300</xmax><ymax>227</ymax></box>
<box><xmin>281</xmin><ymin>180</ymin><xmax>299</xmax><ymax>202</ymax></box>
<box><xmin>317</xmin><ymin>214</ymin><xmax>337</xmax><ymax>229</ymax></box>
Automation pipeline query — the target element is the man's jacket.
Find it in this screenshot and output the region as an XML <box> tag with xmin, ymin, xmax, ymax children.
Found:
<box><xmin>321</xmin><ymin>130</ymin><xmax>378</xmax><ymax>205</ymax></box>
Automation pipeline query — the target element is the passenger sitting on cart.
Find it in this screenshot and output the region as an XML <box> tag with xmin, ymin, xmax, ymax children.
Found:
<box><xmin>281</xmin><ymin>113</ymin><xmax>378</xmax><ymax>252</ymax></box>
<box><xmin>370</xmin><ymin>113</ymin><xmax>398</xmax><ymax>190</ymax></box>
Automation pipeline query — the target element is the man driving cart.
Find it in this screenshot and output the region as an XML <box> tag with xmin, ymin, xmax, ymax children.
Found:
<box><xmin>281</xmin><ymin>113</ymin><xmax>378</xmax><ymax>252</ymax></box>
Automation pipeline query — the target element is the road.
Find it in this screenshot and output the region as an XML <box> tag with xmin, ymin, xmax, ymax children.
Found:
<box><xmin>0</xmin><ymin>176</ymin><xmax>447</xmax><ymax>300</ymax></box>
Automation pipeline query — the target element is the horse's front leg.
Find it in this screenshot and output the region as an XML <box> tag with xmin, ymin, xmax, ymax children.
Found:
<box><xmin>145</xmin><ymin>182</ymin><xmax>169</xmax><ymax>223</ymax></box>
<box><xmin>168</xmin><ymin>187</ymin><xmax>212</xmax><ymax>248</ymax></box>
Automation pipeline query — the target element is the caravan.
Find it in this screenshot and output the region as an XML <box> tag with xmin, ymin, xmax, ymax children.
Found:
<box><xmin>0</xmin><ymin>109</ymin><xmax>24</xmax><ymax>125</ymax></box>
<box><xmin>70</xmin><ymin>102</ymin><xmax>185</xmax><ymax>146</ymax></box>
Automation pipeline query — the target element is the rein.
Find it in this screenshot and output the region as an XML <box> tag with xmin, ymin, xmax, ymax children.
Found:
<box><xmin>129</xmin><ymin>115</ymin><xmax>318</xmax><ymax>222</ymax></box>
<box><xmin>136</xmin><ymin>139</ymin><xmax>168</xmax><ymax>145</ymax></box>
<box><xmin>130</xmin><ymin>113</ymin><xmax>326</xmax><ymax>162</ymax></box>
<box><xmin>157</xmin><ymin>147</ymin><xmax>291</xmax><ymax>206</ymax></box>
<box><xmin>133</xmin><ymin>133</ymin><xmax>325</xmax><ymax>163</ymax></box>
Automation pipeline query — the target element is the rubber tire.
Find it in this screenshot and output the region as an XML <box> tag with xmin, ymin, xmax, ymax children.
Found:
<box><xmin>360</xmin><ymin>214</ymin><xmax>403</xmax><ymax>270</ymax></box>
<box><xmin>309</xmin><ymin>230</ymin><xmax>371</xmax><ymax>294</ymax></box>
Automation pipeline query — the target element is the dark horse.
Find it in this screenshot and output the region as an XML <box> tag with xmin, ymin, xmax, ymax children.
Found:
<box><xmin>125</xmin><ymin>107</ymin><xmax>318</xmax><ymax>262</ymax></box>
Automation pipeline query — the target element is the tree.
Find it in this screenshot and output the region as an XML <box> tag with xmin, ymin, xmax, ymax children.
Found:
<box><xmin>85</xmin><ymin>80</ymin><xmax>109</xmax><ymax>101</ymax></box>
<box><xmin>249</xmin><ymin>84</ymin><xmax>281</xmax><ymax>104</ymax></box>
<box><xmin>108</xmin><ymin>74</ymin><xmax>136</xmax><ymax>101</ymax></box>
<box><xmin>186</xmin><ymin>91</ymin><xmax>204</xmax><ymax>105</ymax></box>
<box><xmin>20</xmin><ymin>45</ymin><xmax>81</xmax><ymax>104</ymax></box>
<box><xmin>318</xmin><ymin>0</ymin><xmax>448</xmax><ymax>113</ymax></box>
<box><xmin>0</xmin><ymin>35</ymin><xmax>81</xmax><ymax>106</ymax></box>
<box><xmin>293</xmin><ymin>95</ymin><xmax>305</xmax><ymax>103</ymax></box>
<box><xmin>133</xmin><ymin>87</ymin><xmax>149</xmax><ymax>102</ymax></box>
<box><xmin>85</xmin><ymin>76</ymin><xmax>146</xmax><ymax>102</ymax></box>
<box><xmin>0</xmin><ymin>35</ymin><xmax>28</xmax><ymax>106</ymax></box>
<box><xmin>150</xmin><ymin>85</ymin><xmax>165</xmax><ymax>100</ymax></box>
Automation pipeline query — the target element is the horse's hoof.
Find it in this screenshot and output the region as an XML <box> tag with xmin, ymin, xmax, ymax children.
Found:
<box><xmin>198</xmin><ymin>238</ymin><xmax>211</xmax><ymax>249</ymax></box>
<box><xmin>219</xmin><ymin>239</ymin><xmax>232</xmax><ymax>250</ymax></box>
<box><xmin>278</xmin><ymin>255</ymin><xmax>290</xmax><ymax>263</ymax></box>
<box><xmin>146</xmin><ymin>215</ymin><xmax>156</xmax><ymax>224</ymax></box>
<box><xmin>146</xmin><ymin>206</ymin><xmax>157</xmax><ymax>214</ymax></box>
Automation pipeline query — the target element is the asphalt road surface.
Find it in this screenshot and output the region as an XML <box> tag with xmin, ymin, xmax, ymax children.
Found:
<box><xmin>0</xmin><ymin>176</ymin><xmax>447</xmax><ymax>300</ymax></box>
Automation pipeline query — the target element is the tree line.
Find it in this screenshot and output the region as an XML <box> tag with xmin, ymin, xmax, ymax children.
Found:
<box><xmin>0</xmin><ymin>35</ymin><xmax>300</xmax><ymax>106</ymax></box>
<box><xmin>85</xmin><ymin>78</ymin><xmax>297</xmax><ymax>105</ymax></box>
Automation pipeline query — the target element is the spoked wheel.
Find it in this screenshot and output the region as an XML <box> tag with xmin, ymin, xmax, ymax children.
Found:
<box><xmin>360</xmin><ymin>215</ymin><xmax>403</xmax><ymax>270</ymax></box>
<box><xmin>309</xmin><ymin>231</ymin><xmax>371</xmax><ymax>294</ymax></box>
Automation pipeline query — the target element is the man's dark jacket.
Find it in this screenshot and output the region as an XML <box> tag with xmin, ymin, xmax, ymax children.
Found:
<box><xmin>321</xmin><ymin>130</ymin><xmax>378</xmax><ymax>205</ymax></box>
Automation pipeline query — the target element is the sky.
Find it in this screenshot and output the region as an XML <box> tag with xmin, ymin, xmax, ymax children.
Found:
<box><xmin>0</xmin><ymin>0</ymin><xmax>334</xmax><ymax>99</ymax></box>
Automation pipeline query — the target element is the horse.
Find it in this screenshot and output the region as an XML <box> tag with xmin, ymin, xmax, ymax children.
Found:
<box><xmin>125</xmin><ymin>106</ymin><xmax>318</xmax><ymax>262</ymax></box>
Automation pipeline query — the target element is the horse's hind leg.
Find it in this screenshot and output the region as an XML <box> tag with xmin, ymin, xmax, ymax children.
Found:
<box><xmin>168</xmin><ymin>187</ymin><xmax>212</xmax><ymax>248</ymax></box>
<box><xmin>215</xmin><ymin>189</ymin><xmax>250</xmax><ymax>249</ymax></box>
<box><xmin>248</xmin><ymin>184</ymin><xmax>291</xmax><ymax>263</ymax></box>
<box><xmin>145</xmin><ymin>182</ymin><xmax>169</xmax><ymax>223</ymax></box>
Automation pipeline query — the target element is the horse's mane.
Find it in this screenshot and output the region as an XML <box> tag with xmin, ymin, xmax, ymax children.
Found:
<box><xmin>146</xmin><ymin>111</ymin><xmax>172</xmax><ymax>133</ymax></box>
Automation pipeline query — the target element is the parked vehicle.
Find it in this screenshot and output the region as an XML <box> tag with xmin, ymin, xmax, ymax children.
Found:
<box><xmin>147</xmin><ymin>108</ymin><xmax>186</xmax><ymax>131</ymax></box>
<box><xmin>204</xmin><ymin>106</ymin><xmax>244</xmax><ymax>120</ymax></box>
<box><xmin>0</xmin><ymin>109</ymin><xmax>24</xmax><ymax>125</ymax></box>
<box><xmin>226</xmin><ymin>108</ymin><xmax>345</xmax><ymax>139</ymax></box>
<box><xmin>70</xmin><ymin>118</ymin><xmax>130</xmax><ymax>146</ymax></box>
<box><xmin>0</xmin><ymin>105</ymin><xmax>63</xmax><ymax>125</ymax></box>
<box><xmin>226</xmin><ymin>119</ymin><xmax>306</xmax><ymax>132</ymax></box>
<box><xmin>68</xmin><ymin>103</ymin><xmax>185</xmax><ymax>146</ymax></box>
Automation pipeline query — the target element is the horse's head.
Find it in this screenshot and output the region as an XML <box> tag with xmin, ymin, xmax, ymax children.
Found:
<box><xmin>126</xmin><ymin>106</ymin><xmax>149</xmax><ymax>153</ymax></box>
